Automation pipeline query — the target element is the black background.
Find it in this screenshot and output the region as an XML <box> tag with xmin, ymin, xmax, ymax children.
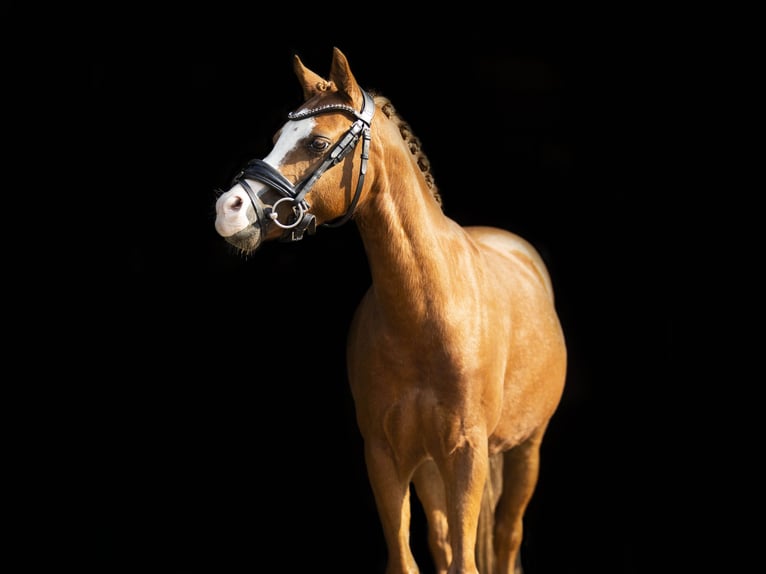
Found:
<box><xmin>89</xmin><ymin>14</ymin><xmax>676</xmax><ymax>574</ymax></box>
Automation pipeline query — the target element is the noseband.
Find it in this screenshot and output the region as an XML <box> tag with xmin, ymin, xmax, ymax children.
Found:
<box><xmin>232</xmin><ymin>89</ymin><xmax>375</xmax><ymax>242</ymax></box>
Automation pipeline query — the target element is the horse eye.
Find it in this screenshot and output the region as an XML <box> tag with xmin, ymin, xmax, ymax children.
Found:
<box><xmin>309</xmin><ymin>138</ymin><xmax>330</xmax><ymax>152</ymax></box>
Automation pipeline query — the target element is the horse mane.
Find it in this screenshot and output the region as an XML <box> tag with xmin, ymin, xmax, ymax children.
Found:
<box><xmin>372</xmin><ymin>91</ymin><xmax>443</xmax><ymax>208</ymax></box>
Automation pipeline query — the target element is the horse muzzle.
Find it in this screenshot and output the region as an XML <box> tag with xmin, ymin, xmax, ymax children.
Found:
<box><xmin>214</xmin><ymin>184</ymin><xmax>269</xmax><ymax>253</ymax></box>
<box><xmin>215</xmin><ymin>182</ymin><xmax>316</xmax><ymax>253</ymax></box>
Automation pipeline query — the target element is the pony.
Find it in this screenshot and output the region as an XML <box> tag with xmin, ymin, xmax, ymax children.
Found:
<box><xmin>214</xmin><ymin>47</ymin><xmax>567</xmax><ymax>574</ymax></box>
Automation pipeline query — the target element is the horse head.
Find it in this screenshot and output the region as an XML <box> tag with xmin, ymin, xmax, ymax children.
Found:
<box><xmin>214</xmin><ymin>47</ymin><xmax>375</xmax><ymax>254</ymax></box>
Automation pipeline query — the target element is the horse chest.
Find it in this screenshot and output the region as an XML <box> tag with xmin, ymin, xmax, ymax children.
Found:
<box><xmin>350</xmin><ymin>335</ymin><xmax>500</xmax><ymax>425</ymax></box>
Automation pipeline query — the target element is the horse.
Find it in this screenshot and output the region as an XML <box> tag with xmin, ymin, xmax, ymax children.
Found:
<box><xmin>214</xmin><ymin>47</ymin><xmax>567</xmax><ymax>574</ymax></box>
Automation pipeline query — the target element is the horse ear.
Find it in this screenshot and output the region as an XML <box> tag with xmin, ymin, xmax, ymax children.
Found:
<box><xmin>328</xmin><ymin>47</ymin><xmax>363</xmax><ymax>108</ymax></box>
<box><xmin>293</xmin><ymin>54</ymin><xmax>327</xmax><ymax>100</ymax></box>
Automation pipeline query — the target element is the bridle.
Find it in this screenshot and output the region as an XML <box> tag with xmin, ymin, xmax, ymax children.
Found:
<box><xmin>232</xmin><ymin>89</ymin><xmax>375</xmax><ymax>242</ymax></box>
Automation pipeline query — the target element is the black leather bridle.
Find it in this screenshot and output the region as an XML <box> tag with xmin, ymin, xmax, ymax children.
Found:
<box><xmin>232</xmin><ymin>89</ymin><xmax>375</xmax><ymax>242</ymax></box>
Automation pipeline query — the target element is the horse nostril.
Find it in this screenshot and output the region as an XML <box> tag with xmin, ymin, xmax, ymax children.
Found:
<box><xmin>224</xmin><ymin>194</ymin><xmax>245</xmax><ymax>214</ymax></box>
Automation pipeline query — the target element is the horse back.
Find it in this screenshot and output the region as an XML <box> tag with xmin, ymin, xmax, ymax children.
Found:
<box><xmin>465</xmin><ymin>225</ymin><xmax>555</xmax><ymax>301</ymax></box>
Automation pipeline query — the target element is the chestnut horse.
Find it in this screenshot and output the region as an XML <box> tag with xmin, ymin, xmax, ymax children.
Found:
<box><xmin>214</xmin><ymin>47</ymin><xmax>567</xmax><ymax>574</ymax></box>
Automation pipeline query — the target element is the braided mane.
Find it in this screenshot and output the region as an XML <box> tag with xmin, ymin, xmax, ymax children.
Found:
<box><xmin>373</xmin><ymin>92</ymin><xmax>443</xmax><ymax>208</ymax></box>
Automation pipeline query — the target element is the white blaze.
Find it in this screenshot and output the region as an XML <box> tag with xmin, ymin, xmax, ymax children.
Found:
<box><xmin>264</xmin><ymin>117</ymin><xmax>316</xmax><ymax>167</ymax></box>
<box><xmin>214</xmin><ymin>118</ymin><xmax>315</xmax><ymax>237</ymax></box>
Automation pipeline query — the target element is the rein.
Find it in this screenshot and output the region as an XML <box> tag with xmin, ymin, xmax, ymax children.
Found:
<box><xmin>233</xmin><ymin>89</ymin><xmax>374</xmax><ymax>242</ymax></box>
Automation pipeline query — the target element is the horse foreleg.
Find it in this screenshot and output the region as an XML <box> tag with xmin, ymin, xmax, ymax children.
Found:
<box><xmin>442</xmin><ymin>434</ymin><xmax>489</xmax><ymax>574</ymax></box>
<box><xmin>493</xmin><ymin>427</ymin><xmax>547</xmax><ymax>574</ymax></box>
<box><xmin>412</xmin><ymin>460</ymin><xmax>452</xmax><ymax>574</ymax></box>
<box><xmin>365</xmin><ymin>441</ymin><xmax>420</xmax><ymax>574</ymax></box>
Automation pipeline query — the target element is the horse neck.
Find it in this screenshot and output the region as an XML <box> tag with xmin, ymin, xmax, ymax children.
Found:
<box><xmin>354</xmin><ymin>127</ymin><xmax>475</xmax><ymax>325</ymax></box>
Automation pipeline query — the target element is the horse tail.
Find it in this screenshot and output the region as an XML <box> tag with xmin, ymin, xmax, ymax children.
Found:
<box><xmin>476</xmin><ymin>452</ymin><xmax>503</xmax><ymax>574</ymax></box>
